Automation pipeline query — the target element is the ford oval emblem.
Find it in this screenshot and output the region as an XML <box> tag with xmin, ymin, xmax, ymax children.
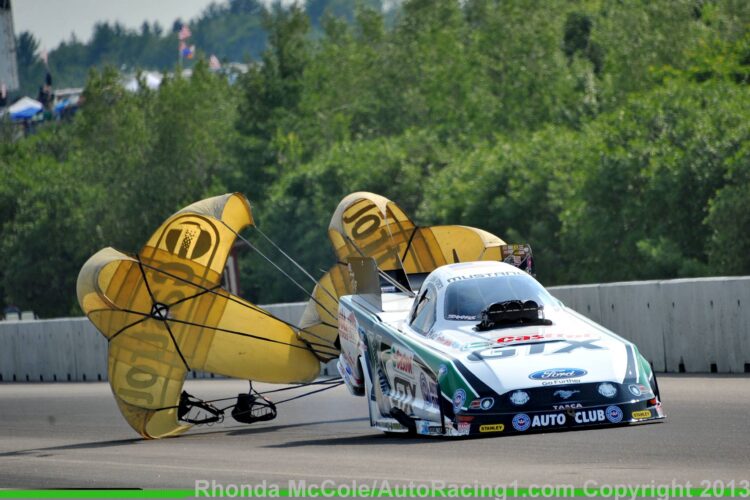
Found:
<box><xmin>529</xmin><ymin>368</ymin><xmax>587</xmax><ymax>380</ymax></box>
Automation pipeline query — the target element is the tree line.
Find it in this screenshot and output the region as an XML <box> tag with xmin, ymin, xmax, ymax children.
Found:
<box><xmin>14</xmin><ymin>0</ymin><xmax>384</xmax><ymax>96</ymax></box>
<box><xmin>1</xmin><ymin>0</ymin><xmax>749</xmax><ymax>317</ymax></box>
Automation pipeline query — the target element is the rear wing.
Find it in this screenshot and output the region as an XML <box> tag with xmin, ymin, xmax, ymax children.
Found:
<box><xmin>347</xmin><ymin>256</ymin><xmax>382</xmax><ymax>312</ymax></box>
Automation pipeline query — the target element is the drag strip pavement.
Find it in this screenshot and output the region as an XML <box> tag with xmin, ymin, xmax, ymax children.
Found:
<box><xmin>0</xmin><ymin>375</ymin><xmax>748</xmax><ymax>489</ymax></box>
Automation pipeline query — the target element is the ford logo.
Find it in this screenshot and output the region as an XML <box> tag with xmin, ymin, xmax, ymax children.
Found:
<box><xmin>529</xmin><ymin>368</ymin><xmax>587</xmax><ymax>380</ymax></box>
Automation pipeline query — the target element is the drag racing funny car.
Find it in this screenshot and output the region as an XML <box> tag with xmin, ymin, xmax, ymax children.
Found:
<box><xmin>337</xmin><ymin>259</ymin><xmax>665</xmax><ymax>437</ymax></box>
<box><xmin>78</xmin><ymin>190</ymin><xmax>663</xmax><ymax>439</ymax></box>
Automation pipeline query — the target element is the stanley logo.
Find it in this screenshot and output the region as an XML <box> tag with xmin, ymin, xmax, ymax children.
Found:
<box><xmin>479</xmin><ymin>423</ymin><xmax>505</xmax><ymax>433</ymax></box>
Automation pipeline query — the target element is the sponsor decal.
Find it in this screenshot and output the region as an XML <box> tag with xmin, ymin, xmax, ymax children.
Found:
<box><xmin>553</xmin><ymin>403</ymin><xmax>582</xmax><ymax>410</ymax></box>
<box><xmin>461</xmin><ymin>341</ymin><xmax>491</xmax><ymax>351</ymax></box>
<box><xmin>574</xmin><ymin>409</ymin><xmax>607</xmax><ymax>424</ymax></box>
<box><xmin>433</xmin><ymin>335</ymin><xmax>456</xmax><ymax>348</ymax></box>
<box><xmin>469</xmin><ymin>397</ymin><xmax>495</xmax><ymax>410</ymax></box>
<box><xmin>338</xmin><ymin>308</ymin><xmax>358</xmax><ymax>344</ymax></box>
<box><xmin>598</xmin><ymin>383</ymin><xmax>617</xmax><ymax>398</ymax></box>
<box><xmin>447</xmin><ymin>314</ymin><xmax>476</xmax><ymax>321</ymax></box>
<box><xmin>496</xmin><ymin>332</ymin><xmax>597</xmax><ymax>344</ymax></box>
<box><xmin>419</xmin><ymin>372</ymin><xmax>439</xmax><ymax>409</ymax></box>
<box><xmin>628</xmin><ymin>384</ymin><xmax>642</xmax><ymax>397</ymax></box>
<box><xmin>446</xmin><ymin>270</ymin><xmax>524</xmax><ymax>283</ymax></box>
<box><xmin>531</xmin><ymin>413</ymin><xmax>567</xmax><ymax>428</ymax></box>
<box><xmin>456</xmin><ymin>422</ymin><xmax>471</xmax><ymax>435</ymax></box>
<box><xmin>509</xmin><ymin>390</ymin><xmax>530</xmax><ymax>406</ymax></box>
<box><xmin>553</xmin><ymin>339</ymin><xmax>603</xmax><ymax>353</ymax></box>
<box><xmin>338</xmin><ymin>307</ymin><xmax>359</xmax><ymax>370</ymax></box>
<box><xmin>512</xmin><ymin>413</ymin><xmax>531</xmax><ymax>432</ymax></box>
<box><xmin>417</xmin><ymin>421</ymin><xmax>444</xmax><ymax>435</ymax></box>
<box><xmin>553</xmin><ymin>389</ymin><xmax>580</xmax><ymax>400</ymax></box>
<box><xmin>438</xmin><ymin>364</ymin><xmax>448</xmax><ymax>378</ymax></box>
<box><xmin>529</xmin><ymin>368</ymin><xmax>588</xmax><ymax>380</ymax></box>
<box><xmin>514</xmin><ymin>412</ymin><xmax>567</xmax><ymax>431</ymax></box>
<box><xmin>393</xmin><ymin>377</ymin><xmax>416</xmax><ymax>415</ymax></box>
<box><xmin>160</xmin><ymin>217</ymin><xmax>218</xmax><ymax>264</ymax></box>
<box><xmin>378</xmin><ymin>420</ymin><xmax>406</xmax><ymax>432</ymax></box>
<box><xmin>632</xmin><ymin>410</ymin><xmax>652</xmax><ymax>419</ymax></box>
<box><xmin>392</xmin><ymin>345</ymin><xmax>414</xmax><ymax>376</ymax></box>
<box><xmin>478</xmin><ymin>339</ymin><xmax>605</xmax><ymax>361</ymax></box>
<box><xmin>479</xmin><ymin>424</ymin><xmax>505</xmax><ymax>433</ymax></box>
<box><xmin>605</xmin><ymin>405</ymin><xmax>623</xmax><ymax>424</ymax></box>
<box><xmin>452</xmin><ymin>389</ymin><xmax>466</xmax><ymax>413</ymax></box>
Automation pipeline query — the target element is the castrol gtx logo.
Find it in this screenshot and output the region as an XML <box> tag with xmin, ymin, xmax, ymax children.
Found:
<box><xmin>529</xmin><ymin>368</ymin><xmax>587</xmax><ymax>380</ymax></box>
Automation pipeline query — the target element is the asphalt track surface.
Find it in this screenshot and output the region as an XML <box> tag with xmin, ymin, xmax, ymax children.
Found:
<box><xmin>1</xmin><ymin>375</ymin><xmax>749</xmax><ymax>491</ymax></box>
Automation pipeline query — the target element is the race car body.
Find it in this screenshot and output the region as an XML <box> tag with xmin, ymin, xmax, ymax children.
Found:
<box><xmin>337</xmin><ymin>260</ymin><xmax>665</xmax><ymax>437</ymax></box>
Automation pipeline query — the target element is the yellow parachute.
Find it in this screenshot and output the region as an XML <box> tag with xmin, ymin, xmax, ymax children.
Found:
<box><xmin>298</xmin><ymin>192</ymin><xmax>510</xmax><ymax>355</ymax></box>
<box><xmin>77</xmin><ymin>194</ymin><xmax>321</xmax><ymax>438</ymax></box>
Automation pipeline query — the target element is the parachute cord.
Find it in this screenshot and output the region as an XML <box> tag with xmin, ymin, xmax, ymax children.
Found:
<box><xmin>134</xmin><ymin>256</ymin><xmax>191</xmax><ymax>372</ymax></box>
<box><xmin>228</xmin><ymin>228</ymin><xmax>338</xmax><ymax>320</ymax></box>
<box><xmin>107</xmin><ymin>286</ymin><xmax>219</xmax><ymax>342</ymax></box>
<box><xmin>153</xmin><ymin>378</ymin><xmax>345</xmax><ymax>426</ymax></box>
<box><xmin>400</xmin><ymin>227</ymin><xmax>419</xmax><ymax>264</ymax></box>
<box><xmin>133</xmin><ymin>260</ymin><xmax>338</xmax><ymax>351</ymax></box>
<box><xmin>271</xmin><ymin>381</ymin><xmax>344</xmax><ymax>405</ymax></box>
<box><xmin>220</xmin><ymin>379</ymin><xmax>345</xmax><ymax>416</ymax></box>
<box><xmin>251</xmin><ymin>225</ymin><xmax>340</xmax><ymax>305</ymax></box>
<box><xmin>97</xmin><ymin>305</ymin><xmax>334</xmax><ymax>357</ymax></box>
<box><xmin>164</xmin><ymin>316</ymin><xmax>334</xmax><ymax>353</ymax></box>
<box><xmin>382</xmin><ymin>212</ymin><xmax>417</xmax><ymax>294</ymax></box>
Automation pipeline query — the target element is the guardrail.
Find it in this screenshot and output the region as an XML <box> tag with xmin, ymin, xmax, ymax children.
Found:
<box><xmin>548</xmin><ymin>277</ymin><xmax>750</xmax><ymax>373</ymax></box>
<box><xmin>1</xmin><ymin>276</ymin><xmax>748</xmax><ymax>381</ymax></box>
<box><xmin>0</xmin><ymin>303</ymin><xmax>308</xmax><ymax>383</ymax></box>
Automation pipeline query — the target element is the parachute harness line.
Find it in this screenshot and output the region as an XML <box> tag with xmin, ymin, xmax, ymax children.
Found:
<box><xmin>160</xmin><ymin>378</ymin><xmax>344</xmax><ymax>426</ymax></box>
<box><xmin>253</xmin><ymin>225</ymin><xmax>340</xmax><ymax>305</ymax></box>
<box><xmin>227</xmin><ymin>225</ymin><xmax>338</xmax><ymax>322</ymax></box>
<box><xmin>107</xmin><ymin>255</ymin><xmax>335</xmax><ymax>357</ymax></box>
<box><xmin>136</xmin><ymin>256</ymin><xmax>191</xmax><ymax>372</ymax></box>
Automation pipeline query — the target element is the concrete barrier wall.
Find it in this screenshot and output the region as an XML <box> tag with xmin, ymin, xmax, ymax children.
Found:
<box><xmin>0</xmin><ymin>303</ymin><xmax>308</xmax><ymax>383</ymax></box>
<box><xmin>549</xmin><ymin>277</ymin><xmax>750</xmax><ymax>373</ymax></box>
<box><xmin>2</xmin><ymin>278</ymin><xmax>749</xmax><ymax>380</ymax></box>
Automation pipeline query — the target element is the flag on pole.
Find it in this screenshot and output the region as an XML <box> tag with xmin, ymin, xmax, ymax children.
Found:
<box><xmin>178</xmin><ymin>24</ymin><xmax>192</xmax><ymax>41</ymax></box>
<box><xmin>209</xmin><ymin>54</ymin><xmax>221</xmax><ymax>70</ymax></box>
<box><xmin>180</xmin><ymin>43</ymin><xmax>195</xmax><ymax>59</ymax></box>
<box><xmin>41</xmin><ymin>49</ymin><xmax>49</xmax><ymax>67</ymax></box>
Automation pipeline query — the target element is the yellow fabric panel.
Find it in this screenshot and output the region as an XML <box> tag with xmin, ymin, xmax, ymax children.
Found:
<box><xmin>327</xmin><ymin>193</ymin><xmax>417</xmax><ymax>270</ymax></box>
<box><xmin>199</xmin><ymin>292</ymin><xmax>320</xmax><ymax>383</ymax></box>
<box><xmin>426</xmin><ymin>225</ymin><xmax>506</xmax><ymax>263</ymax></box>
<box><xmin>77</xmin><ymin>193</ymin><xmax>321</xmax><ymax>439</ymax></box>
<box><xmin>298</xmin><ymin>263</ymin><xmax>352</xmax><ymax>360</ymax></box>
<box><xmin>76</xmin><ymin>248</ymin><xmax>136</xmax><ymax>318</ymax></box>
<box><xmin>400</xmin><ymin>226</ymin><xmax>447</xmax><ymax>273</ymax></box>
<box><xmin>142</xmin><ymin>193</ymin><xmax>252</xmax><ymax>279</ymax></box>
<box><xmin>108</xmin><ymin>329</ymin><xmax>187</xmax><ymax>439</ymax></box>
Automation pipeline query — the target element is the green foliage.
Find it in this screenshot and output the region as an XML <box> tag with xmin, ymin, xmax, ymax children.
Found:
<box><xmin>557</xmin><ymin>81</ymin><xmax>750</xmax><ymax>283</ymax></box>
<box><xmin>3</xmin><ymin>0</ymin><xmax>750</xmax><ymax>316</ymax></box>
<box><xmin>1</xmin><ymin>62</ymin><xmax>237</xmax><ymax>316</ymax></box>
